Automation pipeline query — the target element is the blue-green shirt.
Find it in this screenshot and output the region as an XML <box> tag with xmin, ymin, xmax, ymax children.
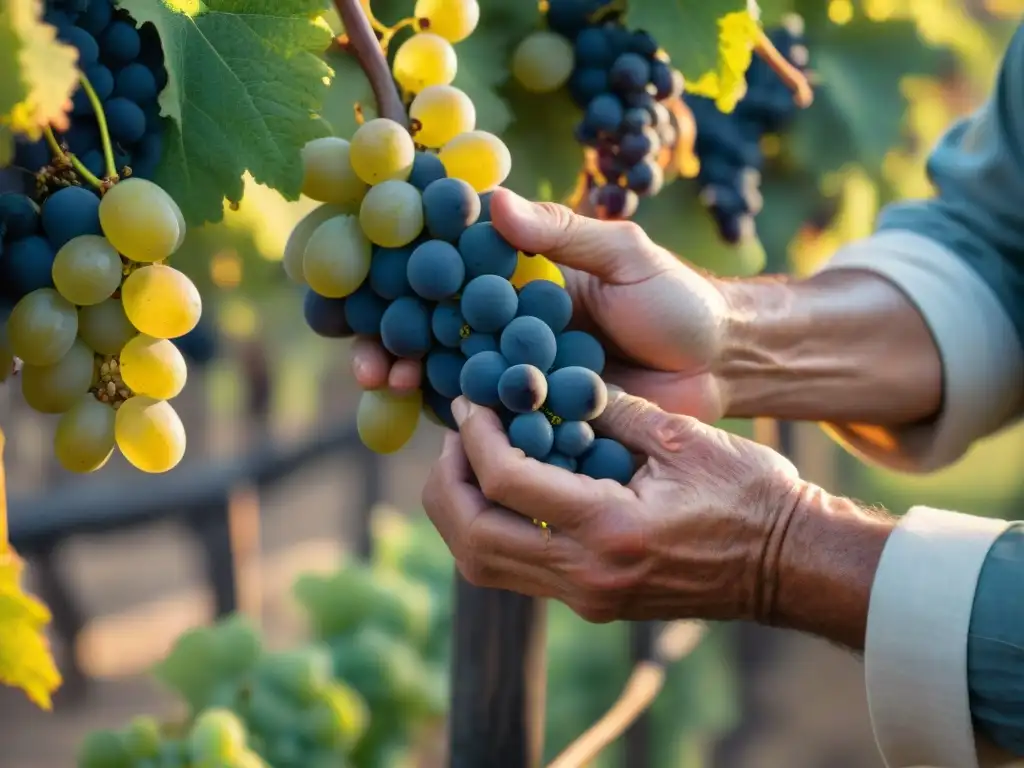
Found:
<box><xmin>874</xmin><ymin>24</ymin><xmax>1024</xmax><ymax>755</ymax></box>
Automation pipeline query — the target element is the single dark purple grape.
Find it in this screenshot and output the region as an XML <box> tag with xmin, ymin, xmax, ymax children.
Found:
<box><xmin>650</xmin><ymin>60</ymin><xmax>674</xmax><ymax>100</ymax></box>
<box><xmin>609</xmin><ymin>53</ymin><xmax>651</xmax><ymax>94</ymax></box>
<box><xmin>588</xmin><ymin>184</ymin><xmax>639</xmax><ymax>220</ymax></box>
<box><xmin>626</xmin><ymin>160</ymin><xmax>663</xmax><ymax>196</ymax></box>
<box><xmin>584</xmin><ymin>93</ymin><xmax>624</xmax><ymax>134</ymax></box>
<box><xmin>574</xmin><ymin>26</ymin><xmax>615</xmax><ymax>68</ymax></box>
<box><xmin>629</xmin><ymin>30</ymin><xmax>659</xmax><ymax>58</ymax></box>
<box><xmin>619</xmin><ymin>127</ymin><xmax>659</xmax><ymax>165</ymax></box>
<box><xmin>602</xmin><ymin>23</ymin><xmax>632</xmax><ymax>57</ymax></box>
<box><xmin>622</xmin><ymin>107</ymin><xmax>652</xmax><ymax>133</ymax></box>
<box><xmin>597</xmin><ymin>150</ymin><xmax>626</xmax><ymax>183</ymax></box>
<box><xmin>568</xmin><ymin>68</ymin><xmax>608</xmax><ymax>108</ymax></box>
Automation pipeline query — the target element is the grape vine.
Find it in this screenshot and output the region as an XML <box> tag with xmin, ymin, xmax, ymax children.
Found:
<box><xmin>0</xmin><ymin>0</ymin><xmax>959</xmax><ymax>751</ymax></box>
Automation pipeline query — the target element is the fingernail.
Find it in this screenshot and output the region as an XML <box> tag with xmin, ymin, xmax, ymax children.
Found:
<box><xmin>451</xmin><ymin>397</ymin><xmax>470</xmax><ymax>425</ymax></box>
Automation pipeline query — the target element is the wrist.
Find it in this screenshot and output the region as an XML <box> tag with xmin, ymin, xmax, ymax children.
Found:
<box><xmin>757</xmin><ymin>479</ymin><xmax>895</xmax><ymax>650</ymax></box>
<box><xmin>710</xmin><ymin>270</ymin><xmax>943</xmax><ymax>425</ymax></box>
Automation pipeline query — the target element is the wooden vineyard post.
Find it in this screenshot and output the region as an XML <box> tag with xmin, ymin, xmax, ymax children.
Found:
<box><xmin>448</xmin><ymin>575</ymin><xmax>547</xmax><ymax>768</ymax></box>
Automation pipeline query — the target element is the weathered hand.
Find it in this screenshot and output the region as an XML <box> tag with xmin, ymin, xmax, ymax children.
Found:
<box><xmin>352</xmin><ymin>188</ymin><xmax>734</xmax><ymax>422</ymax></box>
<box><xmin>421</xmin><ymin>389</ymin><xmax>802</xmax><ymax>624</ymax></box>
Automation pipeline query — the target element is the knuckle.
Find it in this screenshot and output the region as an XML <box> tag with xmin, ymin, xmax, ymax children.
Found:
<box><xmin>477</xmin><ymin>465</ymin><xmax>513</xmax><ymax>503</ymax></box>
<box><xmin>571</xmin><ymin>599</ymin><xmax>617</xmax><ymax>624</ymax></box>
<box><xmin>421</xmin><ymin>466</ymin><xmax>444</xmax><ymax>511</ymax></box>
<box><xmin>457</xmin><ymin>554</ymin><xmax>487</xmax><ymax>587</ymax></box>
<box><xmin>575</xmin><ymin>564</ymin><xmax>631</xmax><ymax>595</ymax></box>
<box><xmin>589</xmin><ymin>521</ymin><xmax>645</xmax><ymax>564</ymax></box>
<box><xmin>615</xmin><ymin>220</ymin><xmax>650</xmax><ymax>251</ymax></box>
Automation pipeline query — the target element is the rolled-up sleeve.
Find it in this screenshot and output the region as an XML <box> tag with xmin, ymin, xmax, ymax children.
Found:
<box><xmin>865</xmin><ymin>506</ymin><xmax>1014</xmax><ymax>768</ymax></box>
<box><xmin>815</xmin><ymin>27</ymin><xmax>1024</xmax><ymax>473</ymax></box>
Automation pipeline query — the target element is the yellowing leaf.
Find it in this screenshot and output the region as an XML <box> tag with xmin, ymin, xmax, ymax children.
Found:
<box><xmin>0</xmin><ymin>427</ymin><xmax>61</xmax><ymax>710</ymax></box>
<box><xmin>0</xmin><ymin>0</ymin><xmax>80</xmax><ymax>140</ymax></box>
<box><xmin>628</xmin><ymin>0</ymin><xmax>758</xmax><ymax>112</ymax></box>
<box><xmin>684</xmin><ymin>10</ymin><xmax>762</xmax><ymax>113</ymax></box>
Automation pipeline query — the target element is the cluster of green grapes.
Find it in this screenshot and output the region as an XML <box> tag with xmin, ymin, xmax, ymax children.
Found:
<box><xmin>78</xmin><ymin>616</ymin><xmax>369</xmax><ymax>768</ymax></box>
<box><xmin>294</xmin><ymin>564</ymin><xmax>448</xmax><ymax>766</ymax></box>
<box><xmin>0</xmin><ymin>177</ymin><xmax>201</xmax><ymax>475</ymax></box>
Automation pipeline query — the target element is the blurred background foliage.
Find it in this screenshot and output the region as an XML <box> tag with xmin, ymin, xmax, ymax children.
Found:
<box><xmin>27</xmin><ymin>2</ymin><xmax>1020</xmax><ymax>766</ymax></box>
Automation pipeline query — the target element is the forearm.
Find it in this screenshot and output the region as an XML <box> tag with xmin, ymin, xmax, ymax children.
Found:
<box><xmin>759</xmin><ymin>480</ymin><xmax>894</xmax><ymax>651</ymax></box>
<box><xmin>715</xmin><ymin>269</ymin><xmax>943</xmax><ymax>425</ymax></box>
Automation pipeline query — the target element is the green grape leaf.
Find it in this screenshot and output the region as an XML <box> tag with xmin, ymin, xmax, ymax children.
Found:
<box><xmin>116</xmin><ymin>0</ymin><xmax>335</xmax><ymax>226</ymax></box>
<box><xmin>0</xmin><ymin>0</ymin><xmax>79</xmax><ymax>141</ymax></box>
<box><xmin>788</xmin><ymin>17</ymin><xmax>945</xmax><ymax>178</ymax></box>
<box><xmin>502</xmin><ymin>86</ymin><xmax>583</xmax><ymax>204</ymax></box>
<box><xmin>627</xmin><ymin>0</ymin><xmax>757</xmax><ymax>112</ymax></box>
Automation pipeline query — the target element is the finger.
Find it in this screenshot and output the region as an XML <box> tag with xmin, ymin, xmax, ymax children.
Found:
<box><xmin>489</xmin><ymin>188</ymin><xmax>659</xmax><ymax>282</ymax></box>
<box><xmin>388</xmin><ymin>358</ymin><xmax>422</xmax><ymax>392</ymax></box>
<box><xmin>422</xmin><ymin>431</ymin><xmax>489</xmax><ymax>551</ymax></box>
<box><xmin>451</xmin><ymin>397</ymin><xmax>635</xmax><ymax>532</ymax></box>
<box><xmin>603</xmin><ymin>362</ymin><xmax>722</xmax><ymax>422</ymax></box>
<box><xmin>351</xmin><ymin>338</ymin><xmax>392</xmax><ymax>389</ymax></box>
<box><xmin>423</xmin><ymin>433</ymin><xmax>577</xmax><ymax>588</ymax></box>
<box><xmin>592</xmin><ymin>388</ymin><xmax>702</xmax><ymax>458</ymax></box>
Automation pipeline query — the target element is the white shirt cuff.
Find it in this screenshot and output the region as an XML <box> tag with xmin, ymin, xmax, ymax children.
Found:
<box><xmin>816</xmin><ymin>230</ymin><xmax>1024</xmax><ymax>473</ymax></box>
<box><xmin>865</xmin><ymin>506</ymin><xmax>1011</xmax><ymax>768</ymax></box>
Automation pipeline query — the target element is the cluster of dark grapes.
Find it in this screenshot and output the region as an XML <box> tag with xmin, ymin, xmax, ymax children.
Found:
<box><xmin>15</xmin><ymin>0</ymin><xmax>167</xmax><ymax>183</ymax></box>
<box><xmin>685</xmin><ymin>16</ymin><xmax>810</xmax><ymax>243</ymax></box>
<box><xmin>78</xmin><ymin>616</ymin><xmax>369</xmax><ymax>768</ymax></box>
<box><xmin>296</xmin><ymin>134</ymin><xmax>634</xmax><ymax>485</ymax></box>
<box><xmin>546</xmin><ymin>0</ymin><xmax>685</xmax><ymax>219</ymax></box>
<box><xmin>0</xmin><ymin>0</ymin><xmax>218</xmax><ymax>476</ymax></box>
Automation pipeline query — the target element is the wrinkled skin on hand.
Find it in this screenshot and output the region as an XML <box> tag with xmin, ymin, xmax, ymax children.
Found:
<box><xmin>421</xmin><ymin>390</ymin><xmax>802</xmax><ymax>625</ymax></box>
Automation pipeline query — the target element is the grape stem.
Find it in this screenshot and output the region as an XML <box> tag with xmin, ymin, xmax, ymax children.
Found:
<box><xmin>333</xmin><ymin>0</ymin><xmax>409</xmax><ymax>126</ymax></box>
<box><xmin>42</xmin><ymin>126</ymin><xmax>105</xmax><ymax>191</ymax></box>
<box><xmin>753</xmin><ymin>30</ymin><xmax>814</xmax><ymax>108</ymax></box>
<box><xmin>78</xmin><ymin>71</ymin><xmax>119</xmax><ymax>181</ymax></box>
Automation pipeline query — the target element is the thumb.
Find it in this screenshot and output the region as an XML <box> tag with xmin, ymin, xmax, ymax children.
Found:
<box><xmin>489</xmin><ymin>188</ymin><xmax>649</xmax><ymax>280</ymax></box>
<box><xmin>592</xmin><ymin>386</ymin><xmax>702</xmax><ymax>459</ymax></box>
